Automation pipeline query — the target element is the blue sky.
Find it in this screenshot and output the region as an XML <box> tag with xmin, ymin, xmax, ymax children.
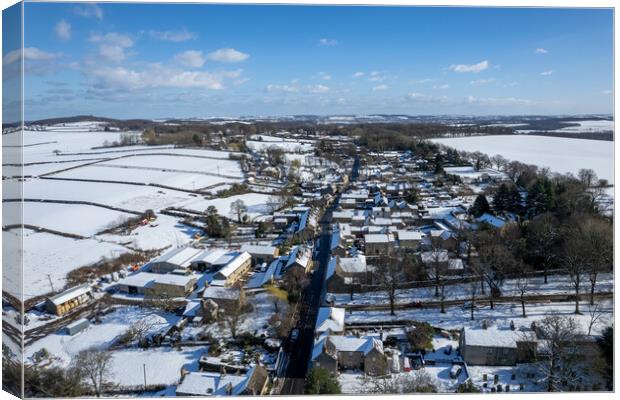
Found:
<box><xmin>11</xmin><ymin>3</ymin><xmax>614</xmax><ymax>119</ymax></box>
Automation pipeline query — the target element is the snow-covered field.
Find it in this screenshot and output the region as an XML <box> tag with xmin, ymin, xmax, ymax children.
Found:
<box><xmin>432</xmin><ymin>135</ymin><xmax>614</xmax><ymax>183</ymax></box>
<box><xmin>100</xmin><ymin>154</ymin><xmax>243</xmax><ymax>178</ymax></box>
<box><xmin>182</xmin><ymin>193</ymin><xmax>274</xmax><ymax>221</ymax></box>
<box><xmin>23</xmin><ymin>201</ymin><xmax>137</xmax><ymax>237</ymax></box>
<box><xmin>247</xmin><ymin>134</ymin><xmax>314</xmax><ymax>153</ymax></box>
<box><xmin>518</xmin><ymin>119</ymin><xmax>613</xmax><ymax>134</ymax></box>
<box><xmin>3</xmin><ymin>229</ymin><xmax>130</xmax><ymax>300</ymax></box>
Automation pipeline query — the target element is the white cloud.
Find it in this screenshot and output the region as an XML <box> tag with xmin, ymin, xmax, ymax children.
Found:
<box><xmin>98</xmin><ymin>44</ymin><xmax>126</xmax><ymax>63</ymax></box>
<box><xmin>372</xmin><ymin>84</ymin><xmax>389</xmax><ymax>91</ymax></box>
<box><xmin>503</xmin><ymin>81</ymin><xmax>518</xmax><ymax>87</ymax></box>
<box><xmin>448</xmin><ymin>60</ymin><xmax>489</xmax><ymax>73</ymax></box>
<box><xmin>466</xmin><ymin>95</ymin><xmax>532</xmax><ymax>106</ymax></box>
<box><xmin>3</xmin><ymin>47</ymin><xmax>59</xmax><ymax>65</ymax></box>
<box><xmin>411</xmin><ymin>78</ymin><xmax>433</xmax><ymax>84</ymax></box>
<box><xmin>317</xmin><ymin>72</ymin><xmax>332</xmax><ymax>81</ymax></box>
<box><xmin>352</xmin><ymin>72</ymin><xmax>365</xmax><ymax>78</ymax></box>
<box><xmin>174</xmin><ymin>50</ymin><xmax>205</xmax><ymax>68</ymax></box>
<box><xmin>540</xmin><ymin>70</ymin><xmax>554</xmax><ymax>76</ymax></box>
<box><xmin>89</xmin><ymin>33</ymin><xmax>134</xmax><ymax>64</ymax></box>
<box><xmin>90</xmin><ymin>32</ymin><xmax>134</xmax><ymax>48</ymax></box>
<box><xmin>266</xmin><ymin>83</ymin><xmax>299</xmax><ymax>93</ymax></box>
<box><xmin>89</xmin><ymin>65</ymin><xmax>241</xmax><ymax>91</ymax></box>
<box><xmin>602</xmin><ymin>89</ymin><xmax>612</xmax><ymax>94</ymax></box>
<box><xmin>470</xmin><ymin>78</ymin><xmax>495</xmax><ymax>85</ymax></box>
<box><xmin>55</xmin><ymin>20</ymin><xmax>71</xmax><ymax>40</ymax></box>
<box><xmin>148</xmin><ymin>29</ymin><xmax>197</xmax><ymax>42</ymax></box>
<box><xmin>74</xmin><ymin>4</ymin><xmax>103</xmax><ymax>20</ymax></box>
<box><xmin>318</xmin><ymin>38</ymin><xmax>338</xmax><ymax>46</ymax></box>
<box><xmin>535</xmin><ymin>48</ymin><xmax>548</xmax><ymax>54</ymax></box>
<box><xmin>405</xmin><ymin>92</ymin><xmax>448</xmax><ymax>103</ymax></box>
<box><xmin>433</xmin><ymin>83</ymin><xmax>450</xmax><ymax>90</ymax></box>
<box><xmin>308</xmin><ymin>84</ymin><xmax>329</xmax><ymax>93</ymax></box>
<box><xmin>206</xmin><ymin>48</ymin><xmax>249</xmax><ymax>63</ymax></box>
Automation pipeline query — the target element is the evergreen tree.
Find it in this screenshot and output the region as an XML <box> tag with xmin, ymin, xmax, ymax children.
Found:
<box><xmin>305</xmin><ymin>367</ymin><xmax>342</xmax><ymax>394</ymax></box>
<box><xmin>470</xmin><ymin>194</ymin><xmax>490</xmax><ymax>217</ymax></box>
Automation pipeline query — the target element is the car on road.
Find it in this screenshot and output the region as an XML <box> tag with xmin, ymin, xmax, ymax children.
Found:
<box><xmin>290</xmin><ymin>328</ymin><xmax>300</xmax><ymax>341</ymax></box>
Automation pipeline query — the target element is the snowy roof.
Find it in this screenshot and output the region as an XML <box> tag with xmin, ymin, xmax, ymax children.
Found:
<box><xmin>175</xmin><ymin>370</ymin><xmax>251</xmax><ymax>396</ymax></box>
<box><xmin>315</xmin><ymin>307</ymin><xmax>345</xmax><ymax>333</ymax></box>
<box><xmin>193</xmin><ymin>248</ymin><xmax>229</xmax><ymax>265</ymax></box>
<box><xmin>364</xmin><ymin>233</ymin><xmax>393</xmax><ymax>243</ymax></box>
<box><xmin>325</xmin><ymin>257</ymin><xmax>337</xmax><ymax>280</ymax></box>
<box><xmin>215</xmin><ymin>252</ymin><xmax>251</xmax><ymax>279</ymax></box>
<box><xmin>337</xmin><ymin>255</ymin><xmax>367</xmax><ymax>274</ymax></box>
<box><xmin>421</xmin><ymin>250</ymin><xmax>449</xmax><ymax>263</ymax></box>
<box><xmin>155</xmin><ymin>246</ymin><xmax>203</xmax><ymax>268</ymax></box>
<box><xmin>285</xmin><ymin>245</ymin><xmax>311</xmax><ymax>270</ymax></box>
<box><xmin>47</xmin><ymin>283</ymin><xmax>91</xmax><ymax>306</ymax></box>
<box><xmin>476</xmin><ymin>213</ymin><xmax>506</xmax><ymax>229</ymax></box>
<box><xmin>203</xmin><ymin>285</ymin><xmax>239</xmax><ymax>300</ymax></box>
<box><xmin>396</xmin><ymin>230</ymin><xmax>422</xmax><ymax>241</ymax></box>
<box><xmin>462</xmin><ymin>326</ymin><xmax>535</xmax><ymax>348</ymax></box>
<box><xmin>118</xmin><ymin>272</ymin><xmax>195</xmax><ymax>288</ymax></box>
<box><xmin>448</xmin><ymin>258</ymin><xmax>464</xmax><ymax>270</ymax></box>
<box><xmin>327</xmin><ymin>335</ymin><xmax>384</xmax><ymax>355</ymax></box>
<box><xmin>240</xmin><ymin>244</ymin><xmax>277</xmax><ymax>256</ymax></box>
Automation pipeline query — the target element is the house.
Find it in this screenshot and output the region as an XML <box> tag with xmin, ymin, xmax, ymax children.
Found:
<box><xmin>326</xmin><ymin>255</ymin><xmax>372</xmax><ymax>291</ymax></box>
<box><xmin>420</xmin><ymin>249</ymin><xmax>449</xmax><ymax>270</ymax></box>
<box><xmin>202</xmin><ymin>285</ymin><xmax>240</xmax><ymax>308</ymax></box>
<box><xmin>312</xmin><ymin>335</ymin><xmax>388</xmax><ymax>376</ymax></box>
<box><xmin>211</xmin><ymin>252</ymin><xmax>252</xmax><ymax>287</ymax></box>
<box><xmin>44</xmin><ymin>284</ymin><xmax>93</xmax><ymax>316</ymax></box>
<box><xmin>151</xmin><ymin>247</ymin><xmax>203</xmax><ymax>274</ymax></box>
<box><xmin>459</xmin><ymin>325</ymin><xmax>536</xmax><ymax>366</ymax></box>
<box><xmin>175</xmin><ymin>365</ymin><xmax>269</xmax><ymax>396</ymax></box>
<box><xmin>430</xmin><ymin>229</ymin><xmax>458</xmax><ymax>251</ymax></box>
<box><xmin>315</xmin><ymin>307</ymin><xmax>345</xmax><ymax>336</ymax></box>
<box><xmin>117</xmin><ymin>272</ymin><xmax>197</xmax><ymax>297</ymax></box>
<box><xmin>364</xmin><ymin>233</ymin><xmax>394</xmax><ymax>256</ymax></box>
<box><xmin>395</xmin><ymin>230</ymin><xmax>422</xmax><ymax>249</ymax></box>
<box><xmin>475</xmin><ymin>213</ymin><xmax>507</xmax><ymax>229</ymax></box>
<box><xmin>282</xmin><ymin>245</ymin><xmax>313</xmax><ymax>275</ymax></box>
<box><xmin>239</xmin><ymin>244</ymin><xmax>279</xmax><ymax>266</ymax></box>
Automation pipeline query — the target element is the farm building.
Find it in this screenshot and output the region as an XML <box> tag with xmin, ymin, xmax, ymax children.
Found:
<box><xmin>364</xmin><ymin>233</ymin><xmax>394</xmax><ymax>255</ymax></box>
<box><xmin>65</xmin><ymin>318</ymin><xmax>90</xmax><ymax>336</ymax></box>
<box><xmin>44</xmin><ymin>284</ymin><xmax>93</xmax><ymax>316</ymax></box>
<box><xmin>211</xmin><ymin>252</ymin><xmax>252</xmax><ymax>287</ymax></box>
<box><xmin>150</xmin><ymin>247</ymin><xmax>203</xmax><ymax>274</ymax></box>
<box><xmin>190</xmin><ymin>248</ymin><xmax>229</xmax><ymax>272</ymax></box>
<box><xmin>175</xmin><ymin>365</ymin><xmax>269</xmax><ymax>396</ymax></box>
<box><xmin>117</xmin><ymin>272</ymin><xmax>197</xmax><ymax>298</ymax></box>
<box><xmin>239</xmin><ymin>244</ymin><xmax>279</xmax><ymax>266</ymax></box>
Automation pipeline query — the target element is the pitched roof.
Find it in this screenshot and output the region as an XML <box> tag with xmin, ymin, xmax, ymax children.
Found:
<box><xmin>315</xmin><ymin>307</ymin><xmax>345</xmax><ymax>333</ymax></box>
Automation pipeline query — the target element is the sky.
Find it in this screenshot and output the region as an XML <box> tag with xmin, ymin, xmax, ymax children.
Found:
<box><xmin>5</xmin><ymin>2</ymin><xmax>614</xmax><ymax>119</ymax></box>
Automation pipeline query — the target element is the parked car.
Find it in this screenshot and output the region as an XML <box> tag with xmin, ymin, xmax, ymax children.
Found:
<box><xmin>290</xmin><ymin>328</ymin><xmax>300</xmax><ymax>341</ymax></box>
<box><xmin>444</xmin><ymin>345</ymin><xmax>453</xmax><ymax>355</ymax></box>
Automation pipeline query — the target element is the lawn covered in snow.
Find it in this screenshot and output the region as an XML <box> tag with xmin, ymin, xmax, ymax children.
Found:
<box><xmin>100</xmin><ymin>154</ymin><xmax>243</xmax><ymax>178</ymax></box>
<box><xmin>432</xmin><ymin>135</ymin><xmax>613</xmax><ymax>183</ymax></box>
<box><xmin>247</xmin><ymin>134</ymin><xmax>314</xmax><ymax>153</ymax></box>
<box><xmin>182</xmin><ymin>193</ymin><xmax>274</xmax><ymax>221</ymax></box>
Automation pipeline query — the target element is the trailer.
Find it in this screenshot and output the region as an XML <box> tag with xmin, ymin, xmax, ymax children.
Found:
<box><xmin>65</xmin><ymin>318</ymin><xmax>90</xmax><ymax>336</ymax></box>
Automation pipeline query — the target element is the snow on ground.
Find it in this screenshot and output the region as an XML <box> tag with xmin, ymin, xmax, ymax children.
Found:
<box><xmin>182</xmin><ymin>193</ymin><xmax>273</xmax><ymax>221</ymax></box>
<box><xmin>443</xmin><ymin>166</ymin><xmax>507</xmax><ymax>181</ymax></box>
<box><xmin>109</xmin><ymin>347</ymin><xmax>204</xmax><ymax>389</ymax></box>
<box><xmin>55</xmin><ymin>164</ymin><xmax>243</xmax><ymax>191</ymax></box>
<box><xmin>467</xmin><ymin>363</ymin><xmax>544</xmax><ymax>393</ymax></box>
<box><xmin>101</xmin><ymin>214</ymin><xmax>200</xmax><ymax>251</ymax></box>
<box><xmin>432</xmin><ymin>135</ymin><xmax>613</xmax><ymax>183</ymax></box>
<box><xmin>3</xmin><ymin>229</ymin><xmax>130</xmax><ymax>300</ymax></box>
<box><xmin>330</xmin><ymin>273</ymin><xmax>613</xmax><ymax>306</ymax></box>
<box><xmin>100</xmin><ymin>154</ymin><xmax>243</xmax><ymax>178</ymax></box>
<box><xmin>24</xmin><ymin>179</ymin><xmax>193</xmax><ymax>213</ymax></box>
<box><xmin>345</xmin><ymin>298</ymin><xmax>613</xmax><ymax>336</ymax></box>
<box><xmin>22</xmin><ymin>201</ymin><xmax>137</xmax><ymax>237</ymax></box>
<box><xmin>247</xmin><ymin>134</ymin><xmax>314</xmax><ymax>153</ymax></box>
<box><xmin>25</xmin><ymin>306</ymin><xmax>180</xmax><ymax>364</ymax></box>
<box><xmin>537</xmin><ymin>119</ymin><xmax>613</xmax><ymax>134</ymax></box>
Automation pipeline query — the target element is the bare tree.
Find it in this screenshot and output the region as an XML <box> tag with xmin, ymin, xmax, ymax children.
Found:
<box><xmin>375</xmin><ymin>255</ymin><xmax>403</xmax><ymax>316</ymax></box>
<box><xmin>515</xmin><ymin>270</ymin><xmax>531</xmax><ymax>318</ymax></box>
<box><xmin>74</xmin><ymin>349</ymin><xmax>113</xmax><ymax>397</ymax></box>
<box><xmin>490</xmin><ymin>154</ymin><xmax>508</xmax><ymax>171</ymax></box>
<box><xmin>221</xmin><ymin>283</ymin><xmax>247</xmax><ymax>339</ymax></box>
<box><xmin>563</xmin><ymin>238</ymin><xmax>586</xmax><ymax>314</ymax></box>
<box><xmin>585</xmin><ymin>303</ymin><xmax>605</xmax><ymax>336</ymax></box>
<box><xmin>116</xmin><ymin>319</ymin><xmax>156</xmax><ymax>346</ymax></box>
<box><xmin>230</xmin><ymin>199</ymin><xmax>247</xmax><ymax>223</ymax></box>
<box><xmin>528</xmin><ymin>316</ymin><xmax>580</xmax><ymax>392</ymax></box>
<box><xmin>527</xmin><ymin>213</ymin><xmax>560</xmax><ymax>284</ymax></box>
<box><xmin>467</xmin><ymin>280</ymin><xmax>477</xmax><ymax>321</ymax></box>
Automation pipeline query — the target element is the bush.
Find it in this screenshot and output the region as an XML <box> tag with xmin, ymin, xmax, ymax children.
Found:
<box><xmin>305</xmin><ymin>367</ymin><xmax>341</xmax><ymax>394</ymax></box>
<box><xmin>407</xmin><ymin>322</ymin><xmax>435</xmax><ymax>351</ymax></box>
